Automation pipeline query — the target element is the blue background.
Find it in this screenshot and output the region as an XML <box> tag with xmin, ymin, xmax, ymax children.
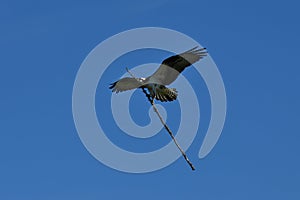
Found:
<box><xmin>1</xmin><ymin>0</ymin><xmax>299</xmax><ymax>199</ymax></box>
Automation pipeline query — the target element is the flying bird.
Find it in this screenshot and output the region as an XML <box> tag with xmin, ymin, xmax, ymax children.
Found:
<box><xmin>109</xmin><ymin>47</ymin><xmax>207</xmax><ymax>102</ymax></box>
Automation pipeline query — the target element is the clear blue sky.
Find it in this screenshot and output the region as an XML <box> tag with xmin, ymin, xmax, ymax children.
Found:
<box><xmin>1</xmin><ymin>0</ymin><xmax>300</xmax><ymax>199</ymax></box>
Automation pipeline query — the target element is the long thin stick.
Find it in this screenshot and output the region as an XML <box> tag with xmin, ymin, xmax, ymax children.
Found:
<box><xmin>126</xmin><ymin>68</ymin><xmax>195</xmax><ymax>170</ymax></box>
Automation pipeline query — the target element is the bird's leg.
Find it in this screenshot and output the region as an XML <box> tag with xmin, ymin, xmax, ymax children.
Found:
<box><xmin>151</xmin><ymin>84</ymin><xmax>157</xmax><ymax>102</ymax></box>
<box><xmin>141</xmin><ymin>87</ymin><xmax>154</xmax><ymax>104</ymax></box>
<box><xmin>151</xmin><ymin>95</ymin><xmax>155</xmax><ymax>104</ymax></box>
<box><xmin>148</xmin><ymin>88</ymin><xmax>155</xmax><ymax>104</ymax></box>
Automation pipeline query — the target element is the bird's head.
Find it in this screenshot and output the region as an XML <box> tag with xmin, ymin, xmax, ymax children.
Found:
<box><xmin>138</xmin><ymin>77</ymin><xmax>146</xmax><ymax>83</ymax></box>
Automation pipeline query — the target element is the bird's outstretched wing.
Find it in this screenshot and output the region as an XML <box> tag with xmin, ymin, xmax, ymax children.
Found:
<box><xmin>109</xmin><ymin>77</ymin><xmax>143</xmax><ymax>93</ymax></box>
<box><xmin>148</xmin><ymin>47</ymin><xmax>207</xmax><ymax>85</ymax></box>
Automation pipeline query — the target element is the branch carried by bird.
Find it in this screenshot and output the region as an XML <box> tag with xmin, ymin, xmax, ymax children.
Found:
<box><xmin>109</xmin><ymin>46</ymin><xmax>208</xmax><ymax>170</ymax></box>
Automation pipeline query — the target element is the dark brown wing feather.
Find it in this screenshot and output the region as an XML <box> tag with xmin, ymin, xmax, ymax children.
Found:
<box><xmin>148</xmin><ymin>47</ymin><xmax>207</xmax><ymax>85</ymax></box>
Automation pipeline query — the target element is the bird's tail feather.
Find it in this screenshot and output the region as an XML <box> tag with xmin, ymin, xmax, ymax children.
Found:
<box><xmin>155</xmin><ymin>86</ymin><xmax>178</xmax><ymax>102</ymax></box>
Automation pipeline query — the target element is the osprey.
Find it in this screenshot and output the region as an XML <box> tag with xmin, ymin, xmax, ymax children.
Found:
<box><xmin>110</xmin><ymin>47</ymin><xmax>207</xmax><ymax>102</ymax></box>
